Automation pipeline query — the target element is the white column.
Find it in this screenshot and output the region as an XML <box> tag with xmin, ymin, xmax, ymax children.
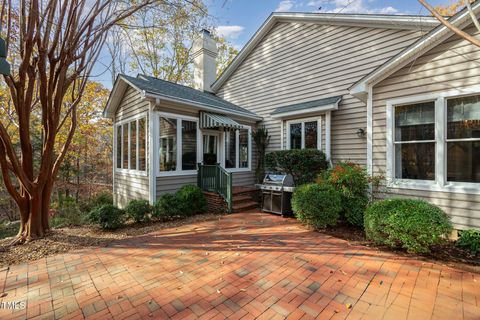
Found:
<box><xmin>325</xmin><ymin>111</ymin><xmax>331</xmax><ymax>163</ymax></box>
<box><xmin>148</xmin><ymin>101</ymin><xmax>157</xmax><ymax>205</ymax></box>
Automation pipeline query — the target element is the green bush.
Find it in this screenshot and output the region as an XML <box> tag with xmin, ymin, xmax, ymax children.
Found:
<box><xmin>50</xmin><ymin>196</ymin><xmax>87</xmax><ymax>228</ymax></box>
<box><xmin>325</xmin><ymin>162</ymin><xmax>369</xmax><ymax>227</ymax></box>
<box><xmin>292</xmin><ymin>183</ymin><xmax>342</xmax><ymax>229</ymax></box>
<box><xmin>80</xmin><ymin>192</ymin><xmax>113</xmax><ymax>213</ymax></box>
<box><xmin>88</xmin><ymin>204</ymin><xmax>125</xmax><ymax>230</ymax></box>
<box><xmin>364</xmin><ymin>198</ymin><xmax>452</xmax><ymax>253</ymax></box>
<box><xmin>125</xmin><ymin>199</ymin><xmax>152</xmax><ymax>223</ymax></box>
<box><xmin>456</xmin><ymin>229</ymin><xmax>480</xmax><ymax>256</ymax></box>
<box><xmin>265</xmin><ymin>149</ymin><xmax>328</xmax><ymax>185</ymax></box>
<box><xmin>153</xmin><ymin>193</ymin><xmax>184</xmax><ymax>221</ymax></box>
<box><xmin>177</xmin><ymin>185</ymin><xmax>206</xmax><ymax>216</ymax></box>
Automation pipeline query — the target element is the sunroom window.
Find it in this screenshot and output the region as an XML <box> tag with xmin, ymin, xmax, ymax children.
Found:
<box><xmin>394</xmin><ymin>102</ymin><xmax>435</xmax><ymax>180</ymax></box>
<box><xmin>224</xmin><ymin>128</ymin><xmax>251</xmax><ymax>170</ymax></box>
<box><xmin>159</xmin><ymin>115</ymin><xmax>198</xmax><ymax>173</ymax></box>
<box><xmin>446</xmin><ymin>95</ymin><xmax>480</xmax><ymax>183</ymax></box>
<box><xmin>115</xmin><ymin>116</ymin><xmax>147</xmax><ymax>173</ymax></box>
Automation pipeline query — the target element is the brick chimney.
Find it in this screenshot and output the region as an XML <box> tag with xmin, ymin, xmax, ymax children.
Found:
<box><xmin>193</xmin><ymin>29</ymin><xmax>218</xmax><ymax>92</ymax></box>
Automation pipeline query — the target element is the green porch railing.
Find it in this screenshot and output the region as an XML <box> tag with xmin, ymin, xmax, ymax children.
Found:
<box><xmin>197</xmin><ymin>164</ymin><xmax>233</xmax><ymax>213</ymax></box>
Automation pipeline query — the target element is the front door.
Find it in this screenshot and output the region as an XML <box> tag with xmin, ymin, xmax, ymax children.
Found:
<box><xmin>203</xmin><ymin>133</ymin><xmax>219</xmax><ymax>165</ymax></box>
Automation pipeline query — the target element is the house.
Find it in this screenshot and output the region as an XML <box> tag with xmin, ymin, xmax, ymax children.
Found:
<box><xmin>104</xmin><ymin>3</ymin><xmax>480</xmax><ymax>230</ymax></box>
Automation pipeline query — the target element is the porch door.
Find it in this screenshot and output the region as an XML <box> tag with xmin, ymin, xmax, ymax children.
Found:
<box><xmin>202</xmin><ymin>133</ymin><xmax>220</xmax><ymax>165</ymax></box>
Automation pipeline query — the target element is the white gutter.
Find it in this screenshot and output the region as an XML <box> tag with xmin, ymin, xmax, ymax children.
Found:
<box><xmin>212</xmin><ymin>13</ymin><xmax>439</xmax><ymax>93</ymax></box>
<box><xmin>142</xmin><ymin>91</ymin><xmax>263</xmax><ymax>122</ymax></box>
<box><xmin>349</xmin><ymin>2</ymin><xmax>480</xmax><ymax>100</ymax></box>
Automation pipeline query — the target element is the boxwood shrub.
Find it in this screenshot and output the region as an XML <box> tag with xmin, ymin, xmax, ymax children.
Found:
<box><xmin>325</xmin><ymin>162</ymin><xmax>369</xmax><ymax>227</ymax></box>
<box><xmin>153</xmin><ymin>193</ymin><xmax>185</xmax><ymax>221</ymax></box>
<box><xmin>456</xmin><ymin>229</ymin><xmax>480</xmax><ymax>256</ymax></box>
<box><xmin>88</xmin><ymin>204</ymin><xmax>125</xmax><ymax>230</ymax></box>
<box><xmin>364</xmin><ymin>198</ymin><xmax>452</xmax><ymax>253</ymax></box>
<box><xmin>292</xmin><ymin>183</ymin><xmax>342</xmax><ymax>229</ymax></box>
<box><xmin>265</xmin><ymin>149</ymin><xmax>328</xmax><ymax>185</ymax></box>
<box><xmin>176</xmin><ymin>185</ymin><xmax>206</xmax><ymax>216</ymax></box>
<box><xmin>125</xmin><ymin>199</ymin><xmax>152</xmax><ymax>223</ymax></box>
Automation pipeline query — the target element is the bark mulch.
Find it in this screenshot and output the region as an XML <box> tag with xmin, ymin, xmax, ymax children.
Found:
<box><xmin>0</xmin><ymin>213</ymin><xmax>222</xmax><ymax>267</ymax></box>
<box><xmin>319</xmin><ymin>220</ymin><xmax>480</xmax><ymax>274</ymax></box>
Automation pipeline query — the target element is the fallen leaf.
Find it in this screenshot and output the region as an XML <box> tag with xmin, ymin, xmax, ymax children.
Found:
<box><xmin>0</xmin><ymin>293</ymin><xmax>7</xmax><ymax>298</ymax></box>
<box><xmin>240</xmin><ymin>289</ymin><xmax>247</xmax><ymax>292</ymax></box>
<box><xmin>380</xmin><ymin>280</ymin><xmax>383</xmax><ymax>285</ymax></box>
<box><xmin>340</xmin><ymin>270</ymin><xmax>347</xmax><ymax>275</ymax></box>
<box><xmin>216</xmin><ymin>289</ymin><xmax>221</xmax><ymax>294</ymax></box>
<box><xmin>346</xmin><ymin>303</ymin><xmax>352</xmax><ymax>309</ymax></box>
<box><xmin>179</xmin><ymin>271</ymin><xmax>183</xmax><ymax>274</ymax></box>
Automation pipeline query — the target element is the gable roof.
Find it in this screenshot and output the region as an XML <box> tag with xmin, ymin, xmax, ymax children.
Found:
<box><xmin>211</xmin><ymin>12</ymin><xmax>440</xmax><ymax>92</ymax></box>
<box><xmin>104</xmin><ymin>74</ymin><xmax>261</xmax><ymax>120</ymax></box>
<box><xmin>271</xmin><ymin>96</ymin><xmax>341</xmax><ymax>118</ymax></box>
<box><xmin>349</xmin><ymin>1</ymin><xmax>480</xmax><ymax>100</ymax></box>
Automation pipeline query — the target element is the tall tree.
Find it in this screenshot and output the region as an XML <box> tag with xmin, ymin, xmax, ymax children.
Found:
<box><xmin>106</xmin><ymin>0</ymin><xmax>238</xmax><ymax>86</ymax></box>
<box><xmin>0</xmin><ymin>0</ymin><xmax>193</xmax><ymax>243</ymax></box>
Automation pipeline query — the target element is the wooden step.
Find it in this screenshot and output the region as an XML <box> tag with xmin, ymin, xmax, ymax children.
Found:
<box><xmin>232</xmin><ymin>201</ymin><xmax>259</xmax><ymax>213</ymax></box>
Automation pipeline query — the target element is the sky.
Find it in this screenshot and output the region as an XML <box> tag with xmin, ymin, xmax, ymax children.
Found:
<box><xmin>93</xmin><ymin>0</ymin><xmax>451</xmax><ymax>88</ymax></box>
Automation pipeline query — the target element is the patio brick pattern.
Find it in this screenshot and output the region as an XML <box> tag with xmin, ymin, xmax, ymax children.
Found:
<box><xmin>0</xmin><ymin>212</ymin><xmax>479</xmax><ymax>319</ymax></box>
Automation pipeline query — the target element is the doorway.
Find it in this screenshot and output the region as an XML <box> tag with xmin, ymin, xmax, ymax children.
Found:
<box><xmin>202</xmin><ymin>133</ymin><xmax>220</xmax><ymax>165</ymax></box>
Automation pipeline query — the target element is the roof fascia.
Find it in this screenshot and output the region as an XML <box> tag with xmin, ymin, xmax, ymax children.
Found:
<box><xmin>143</xmin><ymin>91</ymin><xmax>263</xmax><ymax>122</ymax></box>
<box><xmin>211</xmin><ymin>13</ymin><xmax>439</xmax><ymax>92</ymax></box>
<box><xmin>349</xmin><ymin>3</ymin><xmax>480</xmax><ymax>101</ymax></box>
<box><xmin>103</xmin><ymin>76</ymin><xmax>143</xmax><ymax>119</ymax></box>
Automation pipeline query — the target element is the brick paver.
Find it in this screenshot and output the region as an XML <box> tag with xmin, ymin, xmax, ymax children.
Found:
<box><xmin>0</xmin><ymin>212</ymin><xmax>478</xmax><ymax>319</ymax></box>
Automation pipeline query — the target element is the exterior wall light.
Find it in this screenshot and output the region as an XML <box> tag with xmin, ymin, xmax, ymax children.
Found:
<box><xmin>356</xmin><ymin>128</ymin><xmax>366</xmax><ymax>138</ymax></box>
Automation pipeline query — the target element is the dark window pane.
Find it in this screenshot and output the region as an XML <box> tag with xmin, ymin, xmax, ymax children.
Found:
<box><xmin>395</xmin><ymin>102</ymin><xmax>435</xmax><ymax>141</ymax></box>
<box><xmin>116</xmin><ymin>126</ymin><xmax>122</xmax><ymax>169</ymax></box>
<box><xmin>447</xmin><ymin>141</ymin><xmax>480</xmax><ymax>183</ymax></box>
<box><xmin>159</xmin><ymin>117</ymin><xmax>177</xmax><ymax>171</ymax></box>
<box><xmin>305</xmin><ymin>121</ymin><xmax>318</xmax><ymax>149</ymax></box>
<box><xmin>447</xmin><ymin>95</ymin><xmax>480</xmax><ymax>139</ymax></box>
<box><xmin>203</xmin><ymin>135</ymin><xmax>218</xmax><ymax>165</ymax></box>
<box><xmin>225</xmin><ymin>130</ymin><xmax>236</xmax><ymax>168</ymax></box>
<box><xmin>239</xmin><ymin>129</ymin><xmax>249</xmax><ymax>168</ymax></box>
<box><xmin>182</xmin><ymin>120</ymin><xmax>197</xmax><ymax>170</ymax></box>
<box><xmin>290</xmin><ymin>123</ymin><xmax>301</xmax><ymax>149</ymax></box>
<box><xmin>395</xmin><ymin>143</ymin><xmax>435</xmax><ymax>180</ymax></box>
<box><xmin>130</xmin><ymin>121</ymin><xmax>137</xmax><ymax>170</ymax></box>
<box><xmin>122</xmin><ymin>123</ymin><xmax>128</xmax><ymax>169</ymax></box>
<box><xmin>138</xmin><ymin>118</ymin><xmax>146</xmax><ymax>171</ymax></box>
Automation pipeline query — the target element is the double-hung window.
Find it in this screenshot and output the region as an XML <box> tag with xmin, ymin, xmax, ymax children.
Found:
<box><xmin>158</xmin><ymin>113</ymin><xmax>199</xmax><ymax>175</ymax></box>
<box><xmin>224</xmin><ymin>126</ymin><xmax>251</xmax><ymax>171</ymax></box>
<box><xmin>287</xmin><ymin>118</ymin><xmax>321</xmax><ymax>150</ymax></box>
<box><xmin>388</xmin><ymin>91</ymin><xmax>480</xmax><ymax>192</ymax></box>
<box><xmin>115</xmin><ymin>116</ymin><xmax>147</xmax><ymax>173</ymax></box>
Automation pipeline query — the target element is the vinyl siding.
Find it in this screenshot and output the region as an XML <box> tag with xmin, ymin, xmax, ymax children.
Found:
<box><xmin>372</xmin><ymin>26</ymin><xmax>480</xmax><ymax>230</ymax></box>
<box><xmin>216</xmin><ymin>22</ymin><xmax>427</xmax><ymax>165</ymax></box>
<box><xmin>155</xmin><ymin>101</ymin><xmax>257</xmax><ymax>197</ymax></box>
<box><xmin>113</xmin><ymin>86</ymin><xmax>150</xmax><ymax>208</ymax></box>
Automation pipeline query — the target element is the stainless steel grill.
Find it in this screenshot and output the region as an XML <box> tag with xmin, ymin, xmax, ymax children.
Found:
<box><xmin>259</xmin><ymin>173</ymin><xmax>295</xmax><ymax>215</ymax></box>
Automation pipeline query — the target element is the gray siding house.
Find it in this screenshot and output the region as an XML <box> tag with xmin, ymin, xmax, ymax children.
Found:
<box><xmin>105</xmin><ymin>4</ymin><xmax>480</xmax><ymax>229</ymax></box>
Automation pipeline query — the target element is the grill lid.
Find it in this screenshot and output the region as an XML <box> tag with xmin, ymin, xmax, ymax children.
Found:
<box><xmin>263</xmin><ymin>173</ymin><xmax>294</xmax><ymax>187</ymax></box>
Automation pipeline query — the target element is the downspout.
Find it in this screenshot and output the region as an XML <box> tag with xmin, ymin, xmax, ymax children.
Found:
<box><xmin>325</xmin><ymin>111</ymin><xmax>332</xmax><ymax>166</ymax></box>
<box><xmin>367</xmin><ymin>85</ymin><xmax>373</xmax><ymax>175</ymax></box>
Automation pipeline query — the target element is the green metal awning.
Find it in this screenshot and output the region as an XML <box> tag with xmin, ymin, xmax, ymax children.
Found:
<box><xmin>200</xmin><ymin>112</ymin><xmax>243</xmax><ymax>130</ymax></box>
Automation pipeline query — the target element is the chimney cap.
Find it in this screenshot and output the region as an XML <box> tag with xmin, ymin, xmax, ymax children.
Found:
<box><xmin>201</xmin><ymin>28</ymin><xmax>211</xmax><ymax>35</ymax></box>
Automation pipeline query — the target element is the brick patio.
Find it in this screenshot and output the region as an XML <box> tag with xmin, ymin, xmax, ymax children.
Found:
<box><xmin>0</xmin><ymin>212</ymin><xmax>479</xmax><ymax>320</ymax></box>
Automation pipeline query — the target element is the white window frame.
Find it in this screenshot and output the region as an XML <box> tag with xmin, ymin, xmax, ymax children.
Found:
<box><xmin>157</xmin><ymin>112</ymin><xmax>201</xmax><ymax>177</ymax></box>
<box><xmin>222</xmin><ymin>125</ymin><xmax>252</xmax><ymax>173</ymax></box>
<box><xmin>286</xmin><ymin>116</ymin><xmax>322</xmax><ymax>150</ymax></box>
<box><xmin>386</xmin><ymin>85</ymin><xmax>480</xmax><ymax>195</ymax></box>
<box><xmin>114</xmin><ymin>113</ymin><xmax>148</xmax><ymax>176</ymax></box>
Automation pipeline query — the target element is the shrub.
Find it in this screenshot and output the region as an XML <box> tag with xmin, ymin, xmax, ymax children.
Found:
<box><xmin>364</xmin><ymin>198</ymin><xmax>452</xmax><ymax>253</ymax></box>
<box><xmin>325</xmin><ymin>162</ymin><xmax>369</xmax><ymax>227</ymax></box>
<box><xmin>125</xmin><ymin>199</ymin><xmax>152</xmax><ymax>223</ymax></box>
<box><xmin>292</xmin><ymin>183</ymin><xmax>342</xmax><ymax>229</ymax></box>
<box><xmin>177</xmin><ymin>185</ymin><xmax>206</xmax><ymax>216</ymax></box>
<box><xmin>80</xmin><ymin>192</ymin><xmax>113</xmax><ymax>213</ymax></box>
<box><xmin>50</xmin><ymin>196</ymin><xmax>87</xmax><ymax>228</ymax></box>
<box><xmin>456</xmin><ymin>229</ymin><xmax>480</xmax><ymax>256</ymax></box>
<box><xmin>265</xmin><ymin>149</ymin><xmax>328</xmax><ymax>185</ymax></box>
<box><xmin>153</xmin><ymin>193</ymin><xmax>184</xmax><ymax>221</ymax></box>
<box><xmin>88</xmin><ymin>204</ymin><xmax>125</xmax><ymax>230</ymax></box>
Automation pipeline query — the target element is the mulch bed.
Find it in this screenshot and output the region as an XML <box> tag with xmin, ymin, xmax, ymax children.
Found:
<box><xmin>320</xmin><ymin>221</ymin><xmax>480</xmax><ymax>274</ymax></box>
<box><xmin>0</xmin><ymin>213</ymin><xmax>222</xmax><ymax>268</ymax></box>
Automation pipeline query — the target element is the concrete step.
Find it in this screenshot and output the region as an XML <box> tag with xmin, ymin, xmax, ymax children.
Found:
<box><xmin>232</xmin><ymin>201</ymin><xmax>259</xmax><ymax>213</ymax></box>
